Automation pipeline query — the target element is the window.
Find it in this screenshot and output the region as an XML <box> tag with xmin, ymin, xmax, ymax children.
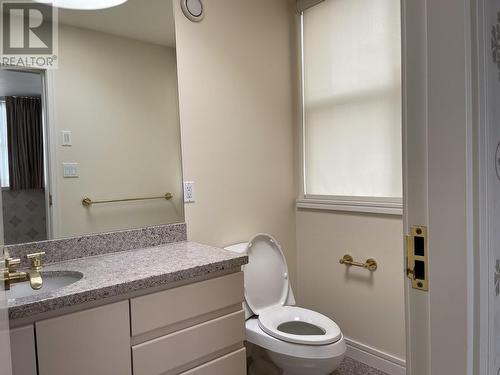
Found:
<box><xmin>0</xmin><ymin>101</ymin><xmax>8</xmax><ymax>188</ymax></box>
<box><xmin>301</xmin><ymin>0</ymin><xmax>402</xmax><ymax>209</ymax></box>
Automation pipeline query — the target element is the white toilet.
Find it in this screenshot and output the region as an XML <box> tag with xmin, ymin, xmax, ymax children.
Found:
<box><xmin>225</xmin><ymin>233</ymin><xmax>346</xmax><ymax>375</ymax></box>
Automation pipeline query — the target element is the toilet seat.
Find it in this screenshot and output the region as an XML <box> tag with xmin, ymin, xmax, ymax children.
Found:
<box><xmin>246</xmin><ymin>318</ymin><xmax>346</xmax><ymax>359</ymax></box>
<box><xmin>243</xmin><ymin>234</ymin><xmax>289</xmax><ymax>315</ymax></box>
<box><xmin>258</xmin><ymin>306</ymin><xmax>342</xmax><ymax>345</ymax></box>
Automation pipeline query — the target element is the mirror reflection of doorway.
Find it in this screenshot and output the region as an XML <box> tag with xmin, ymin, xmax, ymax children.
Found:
<box><xmin>0</xmin><ymin>69</ymin><xmax>48</xmax><ymax>245</ymax></box>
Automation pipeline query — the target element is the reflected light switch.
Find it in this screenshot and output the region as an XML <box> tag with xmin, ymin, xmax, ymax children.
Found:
<box><xmin>63</xmin><ymin>163</ymin><xmax>79</xmax><ymax>178</ymax></box>
<box><xmin>62</xmin><ymin>131</ymin><xmax>72</xmax><ymax>146</ymax></box>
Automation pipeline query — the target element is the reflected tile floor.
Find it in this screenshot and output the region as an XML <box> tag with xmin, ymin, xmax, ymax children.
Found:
<box><xmin>331</xmin><ymin>357</ymin><xmax>389</xmax><ymax>375</ymax></box>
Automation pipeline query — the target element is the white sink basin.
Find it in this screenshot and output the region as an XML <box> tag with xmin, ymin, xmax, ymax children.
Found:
<box><xmin>6</xmin><ymin>271</ymin><xmax>83</xmax><ymax>300</ymax></box>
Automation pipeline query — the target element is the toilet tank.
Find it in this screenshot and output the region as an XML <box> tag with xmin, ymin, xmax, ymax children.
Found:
<box><xmin>224</xmin><ymin>241</ymin><xmax>296</xmax><ymax>320</ymax></box>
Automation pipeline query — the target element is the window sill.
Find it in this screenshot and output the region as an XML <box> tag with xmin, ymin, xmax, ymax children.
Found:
<box><xmin>296</xmin><ymin>197</ymin><xmax>403</xmax><ymax>216</ymax></box>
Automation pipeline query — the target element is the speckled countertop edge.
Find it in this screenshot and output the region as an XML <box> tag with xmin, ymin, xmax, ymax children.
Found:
<box><xmin>7</xmin><ymin>241</ymin><xmax>248</xmax><ymax>321</ymax></box>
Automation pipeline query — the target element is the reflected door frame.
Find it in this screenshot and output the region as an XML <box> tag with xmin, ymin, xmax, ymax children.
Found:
<box><xmin>0</xmin><ymin>188</ymin><xmax>3</xmax><ymax>245</ymax></box>
<box><xmin>25</xmin><ymin>68</ymin><xmax>57</xmax><ymax>241</ymax></box>
<box><xmin>0</xmin><ymin>67</ymin><xmax>55</xmax><ymax>243</ymax></box>
<box><xmin>43</xmin><ymin>70</ymin><xmax>59</xmax><ymax>240</ymax></box>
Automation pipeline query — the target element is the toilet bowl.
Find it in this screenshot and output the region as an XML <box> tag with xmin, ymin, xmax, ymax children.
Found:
<box><xmin>225</xmin><ymin>234</ymin><xmax>346</xmax><ymax>375</ymax></box>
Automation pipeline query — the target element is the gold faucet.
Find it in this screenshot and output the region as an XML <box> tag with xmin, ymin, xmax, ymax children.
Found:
<box><xmin>26</xmin><ymin>252</ymin><xmax>44</xmax><ymax>289</ymax></box>
<box><xmin>2</xmin><ymin>251</ymin><xmax>45</xmax><ymax>291</ymax></box>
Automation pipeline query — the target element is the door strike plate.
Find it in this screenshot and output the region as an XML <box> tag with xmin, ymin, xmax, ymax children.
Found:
<box><xmin>406</xmin><ymin>225</ymin><xmax>428</xmax><ymax>291</ymax></box>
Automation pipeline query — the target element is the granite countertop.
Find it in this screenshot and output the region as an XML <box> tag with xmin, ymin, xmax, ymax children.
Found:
<box><xmin>7</xmin><ymin>241</ymin><xmax>248</xmax><ymax>321</ymax></box>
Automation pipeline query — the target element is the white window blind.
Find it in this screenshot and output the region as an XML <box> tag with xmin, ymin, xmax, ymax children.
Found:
<box><xmin>302</xmin><ymin>0</ymin><xmax>402</xmax><ymax>198</ymax></box>
<box><xmin>0</xmin><ymin>101</ymin><xmax>8</xmax><ymax>188</ymax></box>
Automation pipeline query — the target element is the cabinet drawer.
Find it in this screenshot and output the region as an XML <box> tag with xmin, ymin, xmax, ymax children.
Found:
<box><xmin>130</xmin><ymin>272</ymin><xmax>244</xmax><ymax>336</ymax></box>
<box><xmin>180</xmin><ymin>348</ymin><xmax>246</xmax><ymax>375</ymax></box>
<box><xmin>132</xmin><ymin>310</ymin><xmax>245</xmax><ymax>375</ymax></box>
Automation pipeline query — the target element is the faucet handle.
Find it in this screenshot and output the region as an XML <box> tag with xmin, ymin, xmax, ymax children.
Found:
<box><xmin>27</xmin><ymin>252</ymin><xmax>45</xmax><ymax>271</ymax></box>
<box><xmin>1</xmin><ymin>267</ymin><xmax>10</xmax><ymax>290</ymax></box>
<box><xmin>2</xmin><ymin>247</ymin><xmax>9</xmax><ymax>260</ymax></box>
<box><xmin>5</xmin><ymin>257</ymin><xmax>21</xmax><ymax>273</ymax></box>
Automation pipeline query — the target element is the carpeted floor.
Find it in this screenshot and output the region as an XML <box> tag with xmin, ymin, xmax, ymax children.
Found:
<box><xmin>331</xmin><ymin>357</ymin><xmax>389</xmax><ymax>375</ymax></box>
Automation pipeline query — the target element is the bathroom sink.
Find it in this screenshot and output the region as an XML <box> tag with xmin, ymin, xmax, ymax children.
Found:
<box><xmin>6</xmin><ymin>271</ymin><xmax>83</xmax><ymax>300</ymax></box>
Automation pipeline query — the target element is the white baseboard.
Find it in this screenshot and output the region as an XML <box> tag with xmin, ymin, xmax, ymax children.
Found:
<box><xmin>345</xmin><ymin>337</ymin><xmax>406</xmax><ymax>375</ymax></box>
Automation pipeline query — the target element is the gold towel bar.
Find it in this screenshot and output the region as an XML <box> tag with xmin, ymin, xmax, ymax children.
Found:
<box><xmin>82</xmin><ymin>192</ymin><xmax>173</xmax><ymax>207</ymax></box>
<box><xmin>339</xmin><ymin>254</ymin><xmax>378</xmax><ymax>271</ymax></box>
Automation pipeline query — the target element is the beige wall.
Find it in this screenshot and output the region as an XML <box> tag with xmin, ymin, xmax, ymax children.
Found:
<box><xmin>174</xmin><ymin>0</ymin><xmax>298</xmax><ymax>281</ymax></box>
<box><xmin>296</xmin><ymin>209</ymin><xmax>405</xmax><ymax>360</ymax></box>
<box><xmin>174</xmin><ymin>0</ymin><xmax>406</xmax><ymax>365</ymax></box>
<box><xmin>52</xmin><ymin>25</ymin><xmax>184</xmax><ymax>238</ymax></box>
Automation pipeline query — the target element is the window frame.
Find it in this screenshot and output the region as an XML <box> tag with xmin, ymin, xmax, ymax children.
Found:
<box><xmin>296</xmin><ymin>8</ymin><xmax>403</xmax><ymax>216</ymax></box>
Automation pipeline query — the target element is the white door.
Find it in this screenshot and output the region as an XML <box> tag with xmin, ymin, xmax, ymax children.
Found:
<box><xmin>488</xmin><ymin>53</ymin><xmax>500</xmax><ymax>373</ymax></box>
<box><xmin>481</xmin><ymin>0</ymin><xmax>500</xmax><ymax>373</ymax></box>
<box><xmin>403</xmin><ymin>0</ymin><xmax>474</xmax><ymax>374</ymax></box>
<box><xmin>401</xmin><ymin>0</ymin><xmax>429</xmax><ymax>373</ymax></box>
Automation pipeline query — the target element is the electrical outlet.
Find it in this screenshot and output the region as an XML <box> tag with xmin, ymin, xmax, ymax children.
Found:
<box><xmin>184</xmin><ymin>181</ymin><xmax>195</xmax><ymax>203</ymax></box>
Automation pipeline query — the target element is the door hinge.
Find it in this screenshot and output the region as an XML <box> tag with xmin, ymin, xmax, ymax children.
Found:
<box><xmin>49</xmin><ymin>194</ymin><xmax>53</xmax><ymax>207</ymax></box>
<box><xmin>406</xmin><ymin>225</ymin><xmax>429</xmax><ymax>291</ymax></box>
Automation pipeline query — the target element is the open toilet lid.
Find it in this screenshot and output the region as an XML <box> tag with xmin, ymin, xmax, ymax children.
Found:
<box><xmin>244</xmin><ymin>234</ymin><xmax>289</xmax><ymax>315</ymax></box>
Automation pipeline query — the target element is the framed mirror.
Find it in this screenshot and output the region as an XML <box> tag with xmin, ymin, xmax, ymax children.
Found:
<box><xmin>0</xmin><ymin>0</ymin><xmax>184</xmax><ymax>245</ymax></box>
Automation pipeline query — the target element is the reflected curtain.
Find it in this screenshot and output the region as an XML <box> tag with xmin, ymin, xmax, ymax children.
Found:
<box><xmin>5</xmin><ymin>96</ymin><xmax>44</xmax><ymax>190</ymax></box>
<box><xmin>0</xmin><ymin>101</ymin><xmax>9</xmax><ymax>187</ymax></box>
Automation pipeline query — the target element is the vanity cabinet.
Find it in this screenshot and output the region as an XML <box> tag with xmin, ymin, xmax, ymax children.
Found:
<box><xmin>10</xmin><ymin>272</ymin><xmax>246</xmax><ymax>375</ymax></box>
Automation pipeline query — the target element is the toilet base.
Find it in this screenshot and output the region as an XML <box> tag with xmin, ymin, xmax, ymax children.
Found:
<box><xmin>267</xmin><ymin>349</ymin><xmax>344</xmax><ymax>375</ymax></box>
<box><xmin>246</xmin><ymin>318</ymin><xmax>346</xmax><ymax>375</ymax></box>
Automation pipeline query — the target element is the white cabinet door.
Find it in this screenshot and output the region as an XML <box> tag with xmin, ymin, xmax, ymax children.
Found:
<box><xmin>36</xmin><ymin>301</ymin><xmax>131</xmax><ymax>375</ymax></box>
<box><xmin>10</xmin><ymin>325</ymin><xmax>36</xmax><ymax>375</ymax></box>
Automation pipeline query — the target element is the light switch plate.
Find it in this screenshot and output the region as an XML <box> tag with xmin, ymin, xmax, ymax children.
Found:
<box><xmin>184</xmin><ymin>181</ymin><xmax>195</xmax><ymax>203</ymax></box>
<box><xmin>63</xmin><ymin>163</ymin><xmax>79</xmax><ymax>178</ymax></box>
<box><xmin>62</xmin><ymin>131</ymin><xmax>72</xmax><ymax>146</ymax></box>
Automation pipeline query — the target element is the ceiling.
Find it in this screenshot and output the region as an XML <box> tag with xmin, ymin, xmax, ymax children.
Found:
<box><xmin>0</xmin><ymin>70</ymin><xmax>43</xmax><ymax>97</ymax></box>
<box><xmin>58</xmin><ymin>0</ymin><xmax>176</xmax><ymax>47</ymax></box>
